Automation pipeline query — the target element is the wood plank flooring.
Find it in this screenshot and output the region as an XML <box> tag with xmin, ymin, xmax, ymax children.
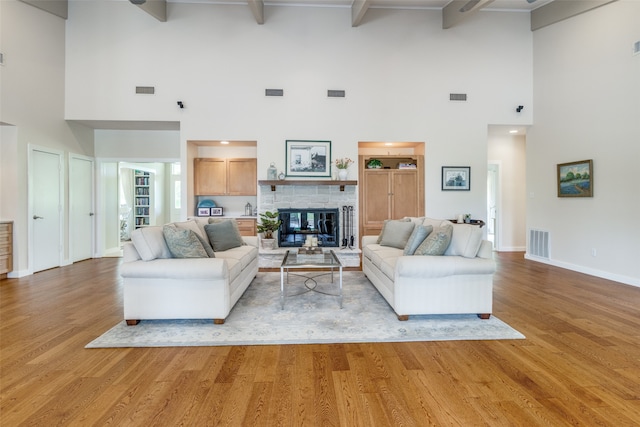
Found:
<box><xmin>1</xmin><ymin>253</ymin><xmax>639</xmax><ymax>426</ymax></box>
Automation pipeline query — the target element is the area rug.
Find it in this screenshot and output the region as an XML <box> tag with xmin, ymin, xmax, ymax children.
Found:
<box><xmin>86</xmin><ymin>272</ymin><xmax>524</xmax><ymax>348</ymax></box>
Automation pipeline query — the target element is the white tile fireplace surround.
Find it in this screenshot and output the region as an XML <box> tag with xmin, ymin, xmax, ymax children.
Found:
<box><xmin>258</xmin><ymin>183</ymin><xmax>361</xmax><ymax>268</ymax></box>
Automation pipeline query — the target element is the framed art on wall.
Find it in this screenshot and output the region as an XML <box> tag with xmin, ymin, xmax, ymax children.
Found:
<box><xmin>442</xmin><ymin>166</ymin><xmax>470</xmax><ymax>191</ymax></box>
<box><xmin>557</xmin><ymin>159</ymin><xmax>593</xmax><ymax>197</ymax></box>
<box><xmin>285</xmin><ymin>140</ymin><xmax>331</xmax><ymax>178</ymax></box>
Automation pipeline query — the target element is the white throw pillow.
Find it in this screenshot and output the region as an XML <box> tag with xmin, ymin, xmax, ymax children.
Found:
<box><xmin>130</xmin><ymin>226</ymin><xmax>172</xmax><ymax>261</ymax></box>
<box><xmin>444</xmin><ymin>223</ymin><xmax>484</xmax><ymax>258</ymax></box>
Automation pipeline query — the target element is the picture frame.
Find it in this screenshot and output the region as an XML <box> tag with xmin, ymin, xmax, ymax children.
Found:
<box><xmin>197</xmin><ymin>207</ymin><xmax>210</xmax><ymax>217</ymax></box>
<box><xmin>557</xmin><ymin>159</ymin><xmax>593</xmax><ymax>197</ymax></box>
<box><xmin>442</xmin><ymin>166</ymin><xmax>470</xmax><ymax>191</ymax></box>
<box><xmin>285</xmin><ymin>140</ymin><xmax>331</xmax><ymax>178</ymax></box>
<box><xmin>210</xmin><ymin>207</ymin><xmax>224</xmax><ymax>216</ymax></box>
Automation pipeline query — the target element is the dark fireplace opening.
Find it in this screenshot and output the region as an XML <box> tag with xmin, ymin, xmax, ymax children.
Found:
<box><xmin>278</xmin><ymin>208</ymin><xmax>339</xmax><ymax>247</ymax></box>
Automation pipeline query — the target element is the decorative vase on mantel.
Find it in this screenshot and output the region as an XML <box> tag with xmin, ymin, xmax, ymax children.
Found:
<box><xmin>338</xmin><ymin>169</ymin><xmax>348</xmax><ymax>181</ymax></box>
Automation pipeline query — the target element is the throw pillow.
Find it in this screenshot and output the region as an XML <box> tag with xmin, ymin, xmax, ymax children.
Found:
<box><xmin>162</xmin><ymin>225</ymin><xmax>209</xmax><ymax>258</ymax></box>
<box><xmin>444</xmin><ymin>223</ymin><xmax>484</xmax><ymax>258</ymax></box>
<box><xmin>209</xmin><ymin>218</ymin><xmax>247</xmax><ymax>245</ymax></box>
<box><xmin>403</xmin><ymin>224</ymin><xmax>433</xmax><ymax>255</ymax></box>
<box><xmin>131</xmin><ymin>226</ymin><xmax>172</xmax><ymax>261</ymax></box>
<box><xmin>205</xmin><ymin>220</ymin><xmax>244</xmax><ymax>252</ymax></box>
<box><xmin>414</xmin><ymin>223</ymin><xmax>453</xmax><ymax>256</ymax></box>
<box><xmin>174</xmin><ymin>219</ymin><xmax>207</xmax><ymax>241</ymax></box>
<box><xmin>379</xmin><ymin>220</ymin><xmax>415</xmax><ymax>249</ymax></box>
<box><xmin>376</xmin><ymin>218</ymin><xmax>410</xmax><ymax>244</ymax></box>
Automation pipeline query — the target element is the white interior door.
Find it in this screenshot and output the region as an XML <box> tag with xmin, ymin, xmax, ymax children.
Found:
<box><xmin>31</xmin><ymin>148</ymin><xmax>62</xmax><ymax>272</ymax></box>
<box><xmin>70</xmin><ymin>155</ymin><xmax>95</xmax><ymax>262</ymax></box>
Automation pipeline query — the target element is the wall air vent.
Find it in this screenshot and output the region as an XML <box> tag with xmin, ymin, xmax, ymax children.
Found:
<box><xmin>136</xmin><ymin>86</ymin><xmax>155</xmax><ymax>94</ymax></box>
<box><xmin>328</xmin><ymin>90</ymin><xmax>346</xmax><ymax>98</ymax></box>
<box><xmin>450</xmin><ymin>93</ymin><xmax>467</xmax><ymax>101</ymax></box>
<box><xmin>0</xmin><ymin>53</ymin><xmax>4</xmax><ymax>66</ymax></box>
<box><xmin>265</xmin><ymin>89</ymin><xmax>284</xmax><ymax>97</ymax></box>
<box><xmin>529</xmin><ymin>229</ymin><xmax>550</xmax><ymax>259</ymax></box>
<box><xmin>634</xmin><ymin>40</ymin><xmax>640</xmax><ymax>56</ymax></box>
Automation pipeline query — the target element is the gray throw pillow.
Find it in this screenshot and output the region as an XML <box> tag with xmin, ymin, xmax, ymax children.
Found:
<box><xmin>376</xmin><ymin>218</ymin><xmax>410</xmax><ymax>244</ymax></box>
<box><xmin>209</xmin><ymin>218</ymin><xmax>247</xmax><ymax>245</ymax></box>
<box><xmin>403</xmin><ymin>224</ymin><xmax>433</xmax><ymax>255</ymax></box>
<box><xmin>379</xmin><ymin>220</ymin><xmax>415</xmax><ymax>249</ymax></box>
<box><xmin>163</xmin><ymin>225</ymin><xmax>209</xmax><ymax>258</ymax></box>
<box><xmin>414</xmin><ymin>223</ymin><xmax>453</xmax><ymax>256</ymax></box>
<box><xmin>205</xmin><ymin>220</ymin><xmax>244</xmax><ymax>252</ymax></box>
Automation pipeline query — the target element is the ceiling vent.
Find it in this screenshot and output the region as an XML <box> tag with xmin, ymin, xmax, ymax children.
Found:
<box><xmin>135</xmin><ymin>86</ymin><xmax>155</xmax><ymax>94</ymax></box>
<box><xmin>265</xmin><ymin>89</ymin><xmax>284</xmax><ymax>97</ymax></box>
<box><xmin>450</xmin><ymin>93</ymin><xmax>467</xmax><ymax>101</ymax></box>
<box><xmin>328</xmin><ymin>90</ymin><xmax>346</xmax><ymax>98</ymax></box>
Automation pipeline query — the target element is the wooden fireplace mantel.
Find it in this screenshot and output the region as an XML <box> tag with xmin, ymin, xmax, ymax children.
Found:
<box><xmin>258</xmin><ymin>180</ymin><xmax>357</xmax><ymax>192</ymax></box>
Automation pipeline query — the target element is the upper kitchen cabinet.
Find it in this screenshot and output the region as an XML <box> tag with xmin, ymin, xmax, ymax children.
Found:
<box><xmin>194</xmin><ymin>158</ymin><xmax>257</xmax><ymax>196</ymax></box>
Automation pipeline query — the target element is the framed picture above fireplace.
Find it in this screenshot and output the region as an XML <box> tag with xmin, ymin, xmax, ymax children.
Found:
<box><xmin>285</xmin><ymin>140</ymin><xmax>331</xmax><ymax>178</ymax></box>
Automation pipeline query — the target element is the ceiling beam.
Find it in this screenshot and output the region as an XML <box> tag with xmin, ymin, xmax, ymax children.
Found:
<box><xmin>442</xmin><ymin>0</ymin><xmax>495</xmax><ymax>29</ymax></box>
<box><xmin>351</xmin><ymin>0</ymin><xmax>372</xmax><ymax>27</ymax></box>
<box><xmin>531</xmin><ymin>0</ymin><xmax>617</xmax><ymax>31</ymax></box>
<box><xmin>19</xmin><ymin>0</ymin><xmax>68</xmax><ymax>19</ymax></box>
<box><xmin>131</xmin><ymin>0</ymin><xmax>167</xmax><ymax>22</ymax></box>
<box><xmin>247</xmin><ymin>0</ymin><xmax>264</xmax><ymax>25</ymax></box>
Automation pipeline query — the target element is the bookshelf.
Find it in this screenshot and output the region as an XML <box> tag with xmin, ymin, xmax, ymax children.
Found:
<box><xmin>133</xmin><ymin>170</ymin><xmax>153</xmax><ymax>229</ymax></box>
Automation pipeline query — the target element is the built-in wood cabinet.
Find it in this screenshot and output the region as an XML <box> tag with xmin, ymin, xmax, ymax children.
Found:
<box><xmin>0</xmin><ymin>221</ymin><xmax>13</xmax><ymax>278</ymax></box>
<box><xmin>235</xmin><ymin>218</ymin><xmax>257</xmax><ymax>236</ymax></box>
<box><xmin>194</xmin><ymin>158</ymin><xmax>257</xmax><ymax>196</ymax></box>
<box><xmin>359</xmin><ymin>155</ymin><xmax>424</xmax><ymax>237</ymax></box>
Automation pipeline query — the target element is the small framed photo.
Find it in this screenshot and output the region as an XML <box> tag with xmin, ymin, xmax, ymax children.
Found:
<box><xmin>285</xmin><ymin>140</ymin><xmax>331</xmax><ymax>178</ymax></box>
<box><xmin>210</xmin><ymin>207</ymin><xmax>224</xmax><ymax>216</ymax></box>
<box><xmin>557</xmin><ymin>159</ymin><xmax>593</xmax><ymax>197</ymax></box>
<box><xmin>197</xmin><ymin>207</ymin><xmax>210</xmax><ymax>217</ymax></box>
<box><xmin>442</xmin><ymin>166</ymin><xmax>470</xmax><ymax>191</ymax></box>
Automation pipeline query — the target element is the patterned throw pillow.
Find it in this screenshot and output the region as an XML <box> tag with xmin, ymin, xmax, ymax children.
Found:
<box><xmin>162</xmin><ymin>225</ymin><xmax>209</xmax><ymax>258</ymax></box>
<box><xmin>414</xmin><ymin>223</ymin><xmax>453</xmax><ymax>256</ymax></box>
<box><xmin>205</xmin><ymin>220</ymin><xmax>244</xmax><ymax>252</ymax></box>
<box><xmin>403</xmin><ymin>224</ymin><xmax>433</xmax><ymax>255</ymax></box>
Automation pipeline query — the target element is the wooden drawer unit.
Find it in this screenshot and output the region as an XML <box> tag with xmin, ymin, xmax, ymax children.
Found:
<box><xmin>235</xmin><ymin>218</ymin><xmax>256</xmax><ymax>236</ymax></box>
<box><xmin>0</xmin><ymin>221</ymin><xmax>14</xmax><ymax>277</ymax></box>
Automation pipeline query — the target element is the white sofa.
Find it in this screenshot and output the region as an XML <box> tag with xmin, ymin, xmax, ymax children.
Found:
<box><xmin>120</xmin><ymin>219</ymin><xmax>259</xmax><ymax>325</ymax></box>
<box><xmin>361</xmin><ymin>217</ymin><xmax>495</xmax><ymax>320</ymax></box>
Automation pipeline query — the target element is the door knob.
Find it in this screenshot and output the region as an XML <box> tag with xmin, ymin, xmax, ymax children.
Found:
<box><xmin>89</xmin><ymin>212</ymin><xmax>95</xmax><ymax>216</ymax></box>
<box><xmin>33</xmin><ymin>215</ymin><xmax>43</xmax><ymax>220</ymax></box>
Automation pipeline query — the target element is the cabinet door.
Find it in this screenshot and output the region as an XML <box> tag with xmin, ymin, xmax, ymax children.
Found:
<box><xmin>194</xmin><ymin>158</ymin><xmax>227</xmax><ymax>195</ymax></box>
<box><xmin>362</xmin><ymin>170</ymin><xmax>392</xmax><ymax>235</ymax></box>
<box><xmin>227</xmin><ymin>158</ymin><xmax>257</xmax><ymax>196</ymax></box>
<box><xmin>390</xmin><ymin>170</ymin><xmax>419</xmax><ymax>219</ymax></box>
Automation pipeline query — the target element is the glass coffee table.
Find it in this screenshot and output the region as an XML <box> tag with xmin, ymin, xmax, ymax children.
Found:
<box><xmin>280</xmin><ymin>248</ymin><xmax>343</xmax><ymax>309</ymax></box>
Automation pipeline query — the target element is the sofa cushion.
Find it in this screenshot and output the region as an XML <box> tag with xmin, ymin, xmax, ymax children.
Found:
<box><xmin>163</xmin><ymin>225</ymin><xmax>209</xmax><ymax>258</ymax></box>
<box><xmin>131</xmin><ymin>226</ymin><xmax>172</xmax><ymax>261</ymax></box>
<box><xmin>414</xmin><ymin>223</ymin><xmax>453</xmax><ymax>256</ymax></box>
<box><xmin>376</xmin><ymin>218</ymin><xmax>410</xmax><ymax>244</ymax></box>
<box><xmin>205</xmin><ymin>220</ymin><xmax>244</xmax><ymax>252</ymax></box>
<box><xmin>444</xmin><ymin>223</ymin><xmax>484</xmax><ymax>258</ymax></box>
<box><xmin>403</xmin><ymin>224</ymin><xmax>433</xmax><ymax>255</ymax></box>
<box><xmin>379</xmin><ymin>220</ymin><xmax>415</xmax><ymax>249</ymax></box>
<box><xmin>214</xmin><ymin>244</ymin><xmax>258</xmax><ymax>271</ymax></box>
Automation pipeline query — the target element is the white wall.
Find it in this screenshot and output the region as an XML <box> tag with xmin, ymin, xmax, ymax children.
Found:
<box><xmin>65</xmin><ymin>2</ymin><xmax>534</xmax><ymax>224</ymax></box>
<box><xmin>528</xmin><ymin>1</ymin><xmax>640</xmax><ymax>286</ymax></box>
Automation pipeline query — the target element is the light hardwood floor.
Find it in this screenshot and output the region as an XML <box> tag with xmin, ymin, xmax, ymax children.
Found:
<box><xmin>1</xmin><ymin>253</ymin><xmax>639</xmax><ymax>426</ymax></box>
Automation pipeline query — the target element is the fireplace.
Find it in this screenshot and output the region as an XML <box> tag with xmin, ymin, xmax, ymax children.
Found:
<box><xmin>278</xmin><ymin>208</ymin><xmax>339</xmax><ymax>247</ymax></box>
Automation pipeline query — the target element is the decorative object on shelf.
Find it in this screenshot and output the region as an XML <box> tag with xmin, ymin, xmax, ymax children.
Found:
<box><xmin>267</xmin><ymin>162</ymin><xmax>278</xmax><ymax>180</ymax></box>
<box><xmin>278</xmin><ymin>171</ymin><xmax>285</xmax><ymax>180</ymax></box>
<box><xmin>197</xmin><ymin>199</ymin><xmax>216</xmax><ymax>208</ymax></box>
<box><xmin>257</xmin><ymin>210</ymin><xmax>282</xmax><ymax>249</ymax></box>
<box><xmin>464</xmin><ymin>214</ymin><xmax>471</xmax><ymax>224</ymax></box>
<box><xmin>457</xmin><ymin>214</ymin><xmax>464</xmax><ymax>224</ymax></box>
<box><xmin>245</xmin><ymin>202</ymin><xmax>253</xmax><ymax>216</ymax></box>
<box><xmin>285</xmin><ymin>140</ymin><xmax>331</xmax><ymax>178</ymax></box>
<box><xmin>197</xmin><ymin>207</ymin><xmax>211</xmax><ymax>217</ymax></box>
<box><xmin>366</xmin><ymin>158</ymin><xmax>382</xmax><ymax>169</ymax></box>
<box><xmin>335</xmin><ymin>157</ymin><xmax>353</xmax><ymax>181</ymax></box>
<box><xmin>211</xmin><ymin>207</ymin><xmax>224</xmax><ymax>216</ymax></box>
<box><xmin>441</xmin><ymin>166</ymin><xmax>471</xmax><ymax>191</ymax></box>
<box><xmin>557</xmin><ymin>159</ymin><xmax>593</xmax><ymax>198</ymax></box>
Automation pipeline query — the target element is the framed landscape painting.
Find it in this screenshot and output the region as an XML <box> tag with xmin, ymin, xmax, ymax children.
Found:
<box><xmin>285</xmin><ymin>140</ymin><xmax>331</xmax><ymax>178</ymax></box>
<box><xmin>441</xmin><ymin>166</ymin><xmax>470</xmax><ymax>191</ymax></box>
<box><xmin>557</xmin><ymin>159</ymin><xmax>593</xmax><ymax>197</ymax></box>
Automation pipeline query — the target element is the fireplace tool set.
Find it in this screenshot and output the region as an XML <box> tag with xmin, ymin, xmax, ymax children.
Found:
<box><xmin>341</xmin><ymin>205</ymin><xmax>355</xmax><ymax>249</ymax></box>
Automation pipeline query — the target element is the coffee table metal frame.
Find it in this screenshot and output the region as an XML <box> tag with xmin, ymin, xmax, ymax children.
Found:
<box><xmin>280</xmin><ymin>249</ymin><xmax>343</xmax><ymax>309</ymax></box>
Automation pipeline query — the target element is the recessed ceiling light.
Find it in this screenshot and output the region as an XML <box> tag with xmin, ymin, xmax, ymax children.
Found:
<box><xmin>384</xmin><ymin>143</ymin><xmax>393</xmax><ymax>146</ymax></box>
<box><xmin>220</xmin><ymin>140</ymin><xmax>229</xmax><ymax>145</ymax></box>
<box><xmin>509</xmin><ymin>130</ymin><xmax>518</xmax><ymax>134</ymax></box>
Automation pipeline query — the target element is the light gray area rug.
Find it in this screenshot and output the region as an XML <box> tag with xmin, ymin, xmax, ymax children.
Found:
<box><xmin>87</xmin><ymin>272</ymin><xmax>524</xmax><ymax>348</ymax></box>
